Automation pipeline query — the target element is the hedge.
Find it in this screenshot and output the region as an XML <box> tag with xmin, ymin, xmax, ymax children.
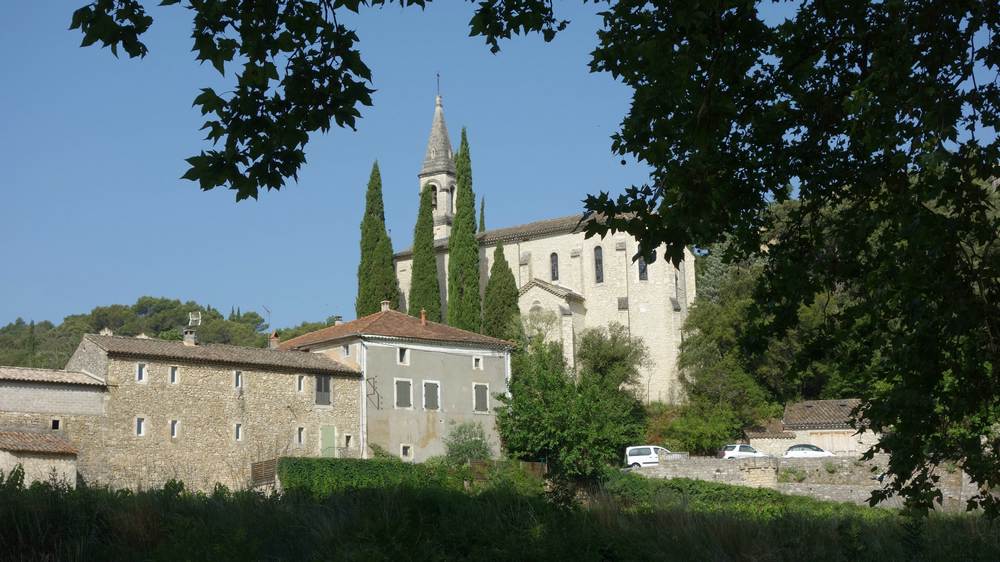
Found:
<box><xmin>277</xmin><ymin>457</ymin><xmax>465</xmax><ymax>497</ymax></box>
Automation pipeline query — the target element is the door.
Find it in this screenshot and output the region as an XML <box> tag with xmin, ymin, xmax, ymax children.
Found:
<box><xmin>321</xmin><ymin>426</ymin><xmax>337</xmax><ymax>458</ymax></box>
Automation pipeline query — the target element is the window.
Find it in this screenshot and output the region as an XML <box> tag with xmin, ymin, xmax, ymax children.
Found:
<box><xmin>638</xmin><ymin>256</ymin><xmax>648</xmax><ymax>281</ymax></box>
<box><xmin>342</xmin><ymin>344</ymin><xmax>350</xmax><ymax>357</ymax></box>
<box><xmin>234</xmin><ymin>370</ymin><xmax>243</xmax><ymax>388</ymax></box>
<box><xmin>296</xmin><ymin>427</ymin><xmax>305</xmax><ymax>446</ymax></box>
<box><xmin>135</xmin><ymin>417</ymin><xmax>145</xmax><ymax>436</ymax></box>
<box><xmin>397</xmin><ymin>347</ymin><xmax>410</xmax><ymax>365</ymax></box>
<box><xmin>136</xmin><ymin>362</ymin><xmax>147</xmax><ymax>383</ymax></box>
<box><xmin>235</xmin><ymin>423</ymin><xmax>243</xmax><ymax>441</ymax></box>
<box><xmin>550</xmin><ymin>252</ymin><xmax>559</xmax><ymax>281</ymax></box>
<box><xmin>739</xmin><ymin>445</ymin><xmax>756</xmax><ymax>453</ymax></box>
<box><xmin>594</xmin><ymin>247</ymin><xmax>604</xmax><ymax>283</ymax></box>
<box><xmin>400</xmin><ymin>444</ymin><xmax>412</xmax><ymax>460</ymax></box>
<box><xmin>50</xmin><ymin>419</ymin><xmax>60</xmax><ymax>431</ymax></box>
<box><xmin>169</xmin><ymin>366</ymin><xmax>179</xmax><ymax>384</ymax></box>
<box><xmin>344</xmin><ymin>435</ymin><xmax>352</xmax><ymax>448</ymax></box>
<box><xmin>423</xmin><ymin>381</ymin><xmax>440</xmax><ymax>411</ymax></box>
<box><xmin>473</xmin><ymin>383</ymin><xmax>490</xmax><ymax>413</ymax></box>
<box><xmin>170</xmin><ymin>420</ymin><xmax>179</xmax><ymax>438</ymax></box>
<box><xmin>430</xmin><ymin>184</ymin><xmax>438</xmax><ymax>210</ymax></box>
<box><xmin>297</xmin><ymin>375</ymin><xmax>305</xmax><ymax>392</ymax></box>
<box><xmin>315</xmin><ymin>375</ymin><xmax>331</xmax><ymax>406</ymax></box>
<box><xmin>395</xmin><ymin>378</ymin><xmax>413</xmax><ymax>409</ymax></box>
<box><xmin>473</xmin><ymin>356</ymin><xmax>483</xmax><ymax>370</ymax></box>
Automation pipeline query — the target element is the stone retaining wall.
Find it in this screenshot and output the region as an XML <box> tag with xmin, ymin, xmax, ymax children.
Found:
<box><xmin>638</xmin><ymin>455</ymin><xmax>973</xmax><ymax>511</ymax></box>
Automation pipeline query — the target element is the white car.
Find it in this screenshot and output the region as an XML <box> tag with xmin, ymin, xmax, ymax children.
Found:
<box><xmin>783</xmin><ymin>444</ymin><xmax>834</xmax><ymax>458</ymax></box>
<box><xmin>721</xmin><ymin>444</ymin><xmax>769</xmax><ymax>460</ymax></box>
<box><xmin>625</xmin><ymin>445</ymin><xmax>671</xmax><ymax>468</ymax></box>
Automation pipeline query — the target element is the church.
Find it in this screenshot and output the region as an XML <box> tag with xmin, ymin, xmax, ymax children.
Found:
<box><xmin>393</xmin><ymin>96</ymin><xmax>696</xmax><ymax>404</ymax></box>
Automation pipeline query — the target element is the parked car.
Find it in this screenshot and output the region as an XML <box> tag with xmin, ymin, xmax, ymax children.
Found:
<box><xmin>783</xmin><ymin>444</ymin><xmax>834</xmax><ymax>458</ymax></box>
<box><xmin>721</xmin><ymin>444</ymin><xmax>769</xmax><ymax>459</ymax></box>
<box><xmin>625</xmin><ymin>445</ymin><xmax>671</xmax><ymax>468</ymax></box>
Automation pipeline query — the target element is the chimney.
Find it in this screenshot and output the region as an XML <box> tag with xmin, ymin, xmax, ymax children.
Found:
<box><xmin>268</xmin><ymin>331</ymin><xmax>280</xmax><ymax>350</ymax></box>
<box><xmin>380</xmin><ymin>300</ymin><xmax>391</xmax><ymax>312</ymax></box>
<box><xmin>332</xmin><ymin>315</ymin><xmax>343</xmax><ymax>326</ymax></box>
<box><xmin>182</xmin><ymin>327</ymin><xmax>198</xmax><ymax>346</ymax></box>
<box><xmin>99</xmin><ymin>327</ymin><xmax>113</xmax><ymax>336</ymax></box>
<box><xmin>420</xmin><ymin>308</ymin><xmax>427</xmax><ymax>326</ymax></box>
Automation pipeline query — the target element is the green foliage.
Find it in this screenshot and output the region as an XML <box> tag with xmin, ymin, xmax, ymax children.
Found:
<box><xmin>479</xmin><ymin>195</ymin><xmax>486</xmax><ymax>233</ymax></box>
<box><xmin>407</xmin><ymin>184</ymin><xmax>441</xmax><ymax>322</ymax></box>
<box><xmin>497</xmin><ymin>325</ymin><xmax>647</xmax><ymax>480</ymax></box>
<box><xmin>356</xmin><ymin>162</ymin><xmax>400</xmax><ymax>317</ymax></box>
<box><xmin>0</xmin><ymin>297</ymin><xmax>271</xmax><ymax>369</ymax></box>
<box><xmin>778</xmin><ymin>467</ymin><xmax>809</xmax><ymax>484</ymax></box>
<box><xmin>277</xmin><ymin>316</ymin><xmax>341</xmax><ymax>342</ymax></box>
<box><xmin>444</xmin><ymin>422</ymin><xmax>492</xmax><ymax>465</ymax></box>
<box><xmin>446</xmin><ymin>128</ymin><xmax>481</xmax><ymax>331</ymax></box>
<box><xmin>480</xmin><ymin>244</ymin><xmax>521</xmax><ymax>341</ymax></box>
<box><xmin>277</xmin><ymin>457</ymin><xmax>462</xmax><ymax>497</ymax></box>
<box><xmin>3</xmin><ymin>469</ymin><xmax>1000</xmax><ymax>560</ymax></box>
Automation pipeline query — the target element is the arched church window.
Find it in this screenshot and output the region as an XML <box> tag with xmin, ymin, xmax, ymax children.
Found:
<box><xmin>594</xmin><ymin>246</ymin><xmax>604</xmax><ymax>284</ymax></box>
<box><xmin>550</xmin><ymin>253</ymin><xmax>559</xmax><ymax>282</ymax></box>
<box><xmin>638</xmin><ymin>256</ymin><xmax>648</xmax><ymax>281</ymax></box>
<box><xmin>430</xmin><ymin>185</ymin><xmax>438</xmax><ymax>210</ymax></box>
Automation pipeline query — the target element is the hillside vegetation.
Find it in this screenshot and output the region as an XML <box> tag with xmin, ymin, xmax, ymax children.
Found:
<box><xmin>0</xmin><ymin>297</ymin><xmax>337</xmax><ymax>369</ymax></box>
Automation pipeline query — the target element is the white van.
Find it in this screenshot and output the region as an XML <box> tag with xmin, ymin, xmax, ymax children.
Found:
<box><xmin>625</xmin><ymin>445</ymin><xmax>671</xmax><ymax>468</ymax></box>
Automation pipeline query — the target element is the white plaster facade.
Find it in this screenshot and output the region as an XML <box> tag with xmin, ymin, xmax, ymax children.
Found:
<box><xmin>395</xmin><ymin>97</ymin><xmax>696</xmax><ymax>403</ymax></box>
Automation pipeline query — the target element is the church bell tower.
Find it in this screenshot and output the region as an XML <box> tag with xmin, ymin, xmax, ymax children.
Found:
<box><xmin>419</xmin><ymin>95</ymin><xmax>457</xmax><ymax>240</ymax></box>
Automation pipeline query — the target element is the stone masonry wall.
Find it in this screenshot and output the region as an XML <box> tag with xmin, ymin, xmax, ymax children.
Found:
<box><xmin>52</xmin><ymin>357</ymin><xmax>361</xmax><ymax>491</ymax></box>
<box><xmin>0</xmin><ymin>381</ymin><xmax>105</xmax><ymax>416</ymax></box>
<box><xmin>0</xmin><ymin>450</ymin><xmax>76</xmax><ymax>488</ymax></box>
<box><xmin>639</xmin><ymin>455</ymin><xmax>974</xmax><ymax>511</ymax></box>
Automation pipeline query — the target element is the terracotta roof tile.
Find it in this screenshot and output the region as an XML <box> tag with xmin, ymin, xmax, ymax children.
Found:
<box><xmin>0</xmin><ymin>366</ymin><xmax>105</xmax><ymax>387</ymax></box>
<box><xmin>85</xmin><ymin>334</ymin><xmax>358</xmax><ymax>375</ymax></box>
<box><xmin>518</xmin><ymin>279</ymin><xmax>585</xmax><ymax>302</ymax></box>
<box><xmin>394</xmin><ymin>214</ymin><xmax>588</xmax><ymax>258</ymax></box>
<box><xmin>783</xmin><ymin>399</ymin><xmax>862</xmax><ymax>430</ymax></box>
<box><xmin>746</xmin><ymin>419</ymin><xmax>796</xmax><ymax>439</ymax></box>
<box><xmin>0</xmin><ymin>431</ymin><xmax>78</xmax><ymax>455</ymax></box>
<box><xmin>279</xmin><ymin>310</ymin><xmax>513</xmax><ymax>351</ymax></box>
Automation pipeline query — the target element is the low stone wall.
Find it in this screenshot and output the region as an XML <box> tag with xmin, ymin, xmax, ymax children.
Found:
<box><xmin>642</xmin><ymin>457</ymin><xmax>778</xmax><ymax>488</ymax></box>
<box><xmin>637</xmin><ymin>454</ymin><xmax>973</xmax><ymax>511</ymax></box>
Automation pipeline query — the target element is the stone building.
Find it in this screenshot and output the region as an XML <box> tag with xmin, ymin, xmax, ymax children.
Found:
<box><xmin>280</xmin><ymin>301</ymin><xmax>513</xmax><ymax>462</ymax></box>
<box><xmin>1</xmin><ymin>332</ymin><xmax>360</xmax><ymax>491</ymax></box>
<box><xmin>746</xmin><ymin>399</ymin><xmax>879</xmax><ymax>457</ymax></box>
<box><xmin>0</xmin><ymin>430</ymin><xmax>79</xmax><ymax>487</ymax></box>
<box><xmin>393</xmin><ymin>96</ymin><xmax>696</xmax><ymax>403</ymax></box>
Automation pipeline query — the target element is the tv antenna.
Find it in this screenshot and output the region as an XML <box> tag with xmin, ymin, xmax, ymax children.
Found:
<box><xmin>262</xmin><ymin>305</ymin><xmax>271</xmax><ymax>328</ymax></box>
<box><xmin>188</xmin><ymin>311</ymin><xmax>202</xmax><ymax>327</ymax></box>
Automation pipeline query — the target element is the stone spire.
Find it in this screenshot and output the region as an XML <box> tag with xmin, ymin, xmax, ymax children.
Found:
<box><xmin>420</xmin><ymin>95</ymin><xmax>456</xmax><ymax>177</ymax></box>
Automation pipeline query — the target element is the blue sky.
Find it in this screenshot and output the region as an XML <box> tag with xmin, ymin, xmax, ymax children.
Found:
<box><xmin>1</xmin><ymin>2</ymin><xmax>648</xmax><ymax>329</ymax></box>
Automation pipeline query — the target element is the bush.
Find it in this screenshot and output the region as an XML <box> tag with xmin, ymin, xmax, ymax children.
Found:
<box><xmin>444</xmin><ymin>421</ymin><xmax>493</xmax><ymax>465</ymax></box>
<box><xmin>277</xmin><ymin>457</ymin><xmax>464</xmax><ymax>497</ymax></box>
<box><xmin>779</xmin><ymin>467</ymin><xmax>809</xmax><ymax>483</ymax></box>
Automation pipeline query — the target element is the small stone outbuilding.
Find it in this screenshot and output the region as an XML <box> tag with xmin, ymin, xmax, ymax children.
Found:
<box><xmin>0</xmin><ymin>430</ymin><xmax>78</xmax><ymax>487</ymax></box>
<box><xmin>747</xmin><ymin>399</ymin><xmax>879</xmax><ymax>457</ymax></box>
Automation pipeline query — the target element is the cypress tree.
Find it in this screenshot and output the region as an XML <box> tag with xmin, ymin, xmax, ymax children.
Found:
<box><xmin>356</xmin><ymin>161</ymin><xmax>401</xmax><ymax>317</ymax></box>
<box><xmin>479</xmin><ymin>196</ymin><xmax>486</xmax><ymax>233</ymax></box>
<box><xmin>446</xmin><ymin>128</ymin><xmax>481</xmax><ymax>331</ymax></box>
<box><xmin>408</xmin><ymin>185</ymin><xmax>442</xmax><ymax>322</ymax></box>
<box><xmin>481</xmin><ymin>244</ymin><xmax>520</xmax><ymax>340</ymax></box>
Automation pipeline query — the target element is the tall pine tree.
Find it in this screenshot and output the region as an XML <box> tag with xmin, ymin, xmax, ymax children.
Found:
<box><xmin>356</xmin><ymin>161</ymin><xmax>401</xmax><ymax>317</ymax></box>
<box><xmin>446</xmin><ymin>128</ymin><xmax>481</xmax><ymax>331</ymax></box>
<box><xmin>479</xmin><ymin>196</ymin><xmax>486</xmax><ymax>233</ymax></box>
<box><xmin>408</xmin><ymin>185</ymin><xmax>442</xmax><ymax>322</ymax></box>
<box><xmin>481</xmin><ymin>244</ymin><xmax>520</xmax><ymax>340</ymax></box>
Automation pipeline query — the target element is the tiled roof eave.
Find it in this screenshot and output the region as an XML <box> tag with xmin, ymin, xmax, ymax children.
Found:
<box><xmin>361</xmin><ymin>334</ymin><xmax>514</xmax><ymax>351</ymax></box>
<box><xmin>783</xmin><ymin>423</ymin><xmax>857</xmax><ymax>431</ymax></box>
<box><xmin>102</xmin><ymin>350</ymin><xmax>359</xmax><ymax>376</ymax></box>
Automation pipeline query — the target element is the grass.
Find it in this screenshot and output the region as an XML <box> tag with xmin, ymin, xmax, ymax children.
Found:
<box><xmin>1</xmin><ymin>465</ymin><xmax>998</xmax><ymax>561</ymax></box>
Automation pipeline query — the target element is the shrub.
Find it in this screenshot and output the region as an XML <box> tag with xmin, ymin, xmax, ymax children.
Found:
<box><xmin>444</xmin><ymin>421</ymin><xmax>492</xmax><ymax>465</ymax></box>
<box><xmin>778</xmin><ymin>467</ymin><xmax>808</xmax><ymax>483</ymax></box>
<box><xmin>277</xmin><ymin>458</ymin><xmax>463</xmax><ymax>497</ymax></box>
<box><xmin>824</xmin><ymin>461</ymin><xmax>839</xmax><ymax>475</ymax></box>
